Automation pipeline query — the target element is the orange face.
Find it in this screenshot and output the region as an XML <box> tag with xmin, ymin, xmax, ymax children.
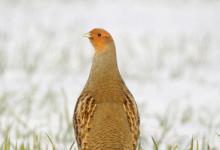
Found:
<box><xmin>86</xmin><ymin>28</ymin><xmax>113</xmax><ymax>52</ymax></box>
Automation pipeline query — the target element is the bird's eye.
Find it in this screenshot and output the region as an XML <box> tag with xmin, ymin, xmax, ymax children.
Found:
<box><xmin>97</xmin><ymin>33</ymin><xmax>101</xmax><ymax>37</ymax></box>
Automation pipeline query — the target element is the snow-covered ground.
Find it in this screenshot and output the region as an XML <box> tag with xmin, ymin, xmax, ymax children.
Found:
<box><xmin>0</xmin><ymin>0</ymin><xmax>220</xmax><ymax>149</ymax></box>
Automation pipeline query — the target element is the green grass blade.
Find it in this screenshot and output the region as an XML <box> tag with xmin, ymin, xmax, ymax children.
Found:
<box><xmin>196</xmin><ymin>140</ymin><xmax>199</xmax><ymax>150</ymax></box>
<box><xmin>152</xmin><ymin>137</ymin><xmax>159</xmax><ymax>150</ymax></box>
<box><xmin>19</xmin><ymin>143</ymin><xmax>25</xmax><ymax>150</ymax></box>
<box><xmin>189</xmin><ymin>137</ymin><xmax>194</xmax><ymax>150</ymax></box>
<box><xmin>166</xmin><ymin>145</ymin><xmax>172</xmax><ymax>150</ymax></box>
<box><xmin>45</xmin><ymin>133</ymin><xmax>56</xmax><ymax>150</ymax></box>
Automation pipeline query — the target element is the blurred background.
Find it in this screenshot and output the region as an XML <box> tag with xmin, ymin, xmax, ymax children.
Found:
<box><xmin>0</xmin><ymin>0</ymin><xmax>220</xmax><ymax>149</ymax></box>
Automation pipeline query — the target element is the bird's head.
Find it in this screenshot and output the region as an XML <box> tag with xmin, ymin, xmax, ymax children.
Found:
<box><xmin>84</xmin><ymin>28</ymin><xmax>114</xmax><ymax>53</ymax></box>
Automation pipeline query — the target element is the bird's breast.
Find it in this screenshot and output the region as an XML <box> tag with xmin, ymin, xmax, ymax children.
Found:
<box><xmin>86</xmin><ymin>102</ymin><xmax>133</xmax><ymax>150</ymax></box>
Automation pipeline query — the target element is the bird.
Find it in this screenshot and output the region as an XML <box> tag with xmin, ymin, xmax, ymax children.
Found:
<box><xmin>73</xmin><ymin>28</ymin><xmax>140</xmax><ymax>150</ymax></box>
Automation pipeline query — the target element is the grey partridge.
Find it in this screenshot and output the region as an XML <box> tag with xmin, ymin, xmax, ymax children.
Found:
<box><xmin>73</xmin><ymin>28</ymin><xmax>140</xmax><ymax>150</ymax></box>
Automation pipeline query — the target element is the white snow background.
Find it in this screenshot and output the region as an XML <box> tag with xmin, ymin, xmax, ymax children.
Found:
<box><xmin>0</xmin><ymin>0</ymin><xmax>220</xmax><ymax>149</ymax></box>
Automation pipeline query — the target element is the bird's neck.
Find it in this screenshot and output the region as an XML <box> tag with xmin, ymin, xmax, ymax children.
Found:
<box><xmin>86</xmin><ymin>44</ymin><xmax>123</xmax><ymax>91</ymax></box>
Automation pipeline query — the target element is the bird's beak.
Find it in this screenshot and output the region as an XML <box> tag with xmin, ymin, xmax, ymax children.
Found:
<box><xmin>83</xmin><ymin>32</ymin><xmax>91</xmax><ymax>38</ymax></box>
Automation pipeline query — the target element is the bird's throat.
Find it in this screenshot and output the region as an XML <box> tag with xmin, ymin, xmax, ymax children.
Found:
<box><xmin>86</xmin><ymin>46</ymin><xmax>122</xmax><ymax>91</ymax></box>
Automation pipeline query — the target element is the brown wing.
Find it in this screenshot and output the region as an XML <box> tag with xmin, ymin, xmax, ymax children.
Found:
<box><xmin>73</xmin><ymin>92</ymin><xmax>96</xmax><ymax>150</ymax></box>
<box><xmin>122</xmin><ymin>81</ymin><xmax>140</xmax><ymax>149</ymax></box>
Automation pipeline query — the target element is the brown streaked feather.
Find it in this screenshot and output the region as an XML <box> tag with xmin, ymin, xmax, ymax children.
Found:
<box><xmin>122</xmin><ymin>81</ymin><xmax>140</xmax><ymax>149</ymax></box>
<box><xmin>73</xmin><ymin>92</ymin><xmax>96</xmax><ymax>150</ymax></box>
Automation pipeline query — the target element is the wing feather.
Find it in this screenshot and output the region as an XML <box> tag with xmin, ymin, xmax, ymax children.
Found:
<box><xmin>121</xmin><ymin>81</ymin><xmax>140</xmax><ymax>149</ymax></box>
<box><xmin>73</xmin><ymin>92</ymin><xmax>96</xmax><ymax>150</ymax></box>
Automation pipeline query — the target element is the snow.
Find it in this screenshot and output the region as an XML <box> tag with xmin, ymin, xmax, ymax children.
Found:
<box><xmin>0</xmin><ymin>0</ymin><xmax>220</xmax><ymax>149</ymax></box>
